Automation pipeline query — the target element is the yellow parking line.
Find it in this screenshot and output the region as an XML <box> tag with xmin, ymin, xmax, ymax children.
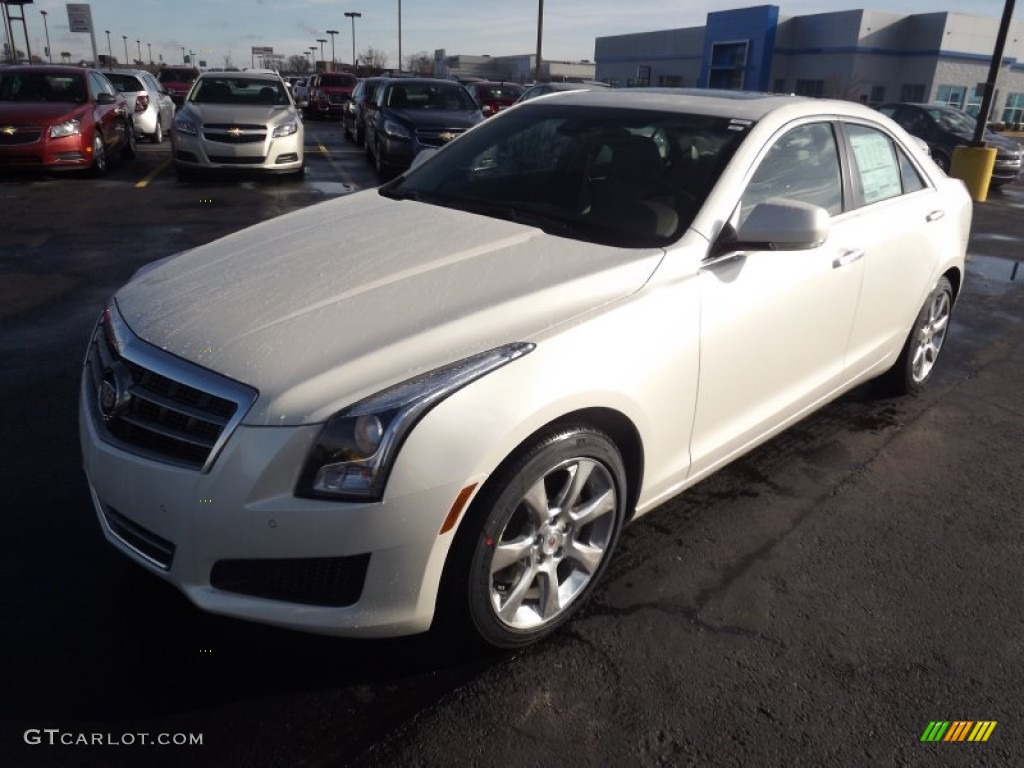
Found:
<box><xmin>135</xmin><ymin>158</ymin><xmax>171</xmax><ymax>189</ymax></box>
<box><xmin>316</xmin><ymin>142</ymin><xmax>358</xmax><ymax>188</ymax></box>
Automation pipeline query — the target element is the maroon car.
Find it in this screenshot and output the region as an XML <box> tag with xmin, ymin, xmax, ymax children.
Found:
<box><xmin>466</xmin><ymin>81</ymin><xmax>524</xmax><ymax>117</ymax></box>
<box><xmin>157</xmin><ymin>66</ymin><xmax>200</xmax><ymax>106</ymax></box>
<box><xmin>305</xmin><ymin>72</ymin><xmax>357</xmax><ymax>119</ymax></box>
<box><xmin>0</xmin><ymin>66</ymin><xmax>136</xmax><ymax>176</ymax></box>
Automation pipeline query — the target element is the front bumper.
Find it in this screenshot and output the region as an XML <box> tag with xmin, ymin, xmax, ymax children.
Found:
<box><xmin>0</xmin><ymin>130</ymin><xmax>93</xmax><ymax>170</ymax></box>
<box><xmin>171</xmin><ymin>126</ymin><xmax>303</xmax><ymax>172</ymax></box>
<box><xmin>79</xmin><ymin>324</ymin><xmax>461</xmax><ymax>637</ymax></box>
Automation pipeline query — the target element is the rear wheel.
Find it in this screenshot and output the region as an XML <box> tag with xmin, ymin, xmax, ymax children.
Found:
<box><xmin>444</xmin><ymin>425</ymin><xmax>627</xmax><ymax>649</ymax></box>
<box><xmin>932</xmin><ymin>152</ymin><xmax>950</xmax><ymax>174</ymax></box>
<box><xmin>881</xmin><ymin>276</ymin><xmax>953</xmax><ymax>395</ymax></box>
<box><xmin>121</xmin><ymin>122</ymin><xmax>137</xmax><ymax>160</ymax></box>
<box><xmin>151</xmin><ymin>121</ymin><xmax>163</xmax><ymax>144</ymax></box>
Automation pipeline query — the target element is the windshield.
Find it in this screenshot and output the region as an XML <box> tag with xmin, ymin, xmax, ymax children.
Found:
<box><xmin>383</xmin><ymin>104</ymin><xmax>750</xmax><ymax>248</ymax></box>
<box><xmin>385</xmin><ymin>82</ymin><xmax>477</xmax><ymax>111</ymax></box>
<box><xmin>927</xmin><ymin>107</ymin><xmax>977</xmax><ymax>134</ymax></box>
<box><xmin>191</xmin><ymin>77</ymin><xmax>289</xmax><ymax>105</ymax></box>
<box><xmin>319</xmin><ymin>74</ymin><xmax>356</xmax><ymax>87</ymax></box>
<box><xmin>0</xmin><ymin>73</ymin><xmax>87</xmax><ymax>103</ymax></box>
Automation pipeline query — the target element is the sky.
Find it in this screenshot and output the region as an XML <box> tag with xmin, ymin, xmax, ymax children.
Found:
<box><xmin>4</xmin><ymin>0</ymin><xmax>1022</xmax><ymax>70</ymax></box>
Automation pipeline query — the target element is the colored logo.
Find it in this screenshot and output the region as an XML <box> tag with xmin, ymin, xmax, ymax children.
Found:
<box><xmin>920</xmin><ymin>721</ymin><xmax>997</xmax><ymax>742</ymax></box>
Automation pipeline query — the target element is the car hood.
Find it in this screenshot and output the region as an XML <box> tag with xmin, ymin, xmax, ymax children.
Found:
<box><xmin>115</xmin><ymin>190</ymin><xmax>664</xmax><ymax>425</ymax></box>
<box><xmin>181</xmin><ymin>103</ymin><xmax>297</xmax><ymax>124</ymax></box>
<box><xmin>385</xmin><ymin>108</ymin><xmax>481</xmax><ymax>129</ymax></box>
<box><xmin>0</xmin><ymin>102</ymin><xmax>84</xmax><ymax>122</ymax></box>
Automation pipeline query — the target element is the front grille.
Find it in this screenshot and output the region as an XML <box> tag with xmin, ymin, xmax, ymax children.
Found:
<box><xmin>210</xmin><ymin>555</ymin><xmax>371</xmax><ymax>606</ymax></box>
<box><xmin>415</xmin><ymin>127</ymin><xmax>465</xmax><ymax>147</ymax></box>
<box><xmin>328</xmin><ymin>94</ymin><xmax>348</xmax><ymax>104</ymax></box>
<box><xmin>84</xmin><ymin>304</ymin><xmax>257</xmax><ymax>472</ymax></box>
<box><xmin>207</xmin><ymin>155</ymin><xmax>266</xmax><ymax>164</ymax></box>
<box><xmin>0</xmin><ymin>129</ymin><xmax>42</xmax><ymax>145</ymax></box>
<box><xmin>102</xmin><ymin>505</ymin><xmax>176</xmax><ymax>570</ymax></box>
<box><xmin>203</xmin><ymin>124</ymin><xmax>266</xmax><ymax>144</ymax></box>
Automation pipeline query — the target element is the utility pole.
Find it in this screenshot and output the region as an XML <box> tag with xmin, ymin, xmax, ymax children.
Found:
<box><xmin>40</xmin><ymin>10</ymin><xmax>51</xmax><ymax>63</ymax></box>
<box><xmin>345</xmin><ymin>12</ymin><xmax>361</xmax><ymax>70</ymax></box>
<box><xmin>534</xmin><ymin>0</ymin><xmax>544</xmax><ymax>82</ymax></box>
<box><xmin>316</xmin><ymin>38</ymin><xmax>326</xmax><ymax>71</ymax></box>
<box><xmin>147</xmin><ymin>42</ymin><xmax>152</xmax><ymax>64</ymax></box>
<box><xmin>122</xmin><ymin>35</ymin><xmax>128</xmax><ymax>65</ymax></box>
<box><xmin>326</xmin><ymin>29</ymin><xmax>338</xmax><ymax>70</ymax></box>
<box><xmin>136</xmin><ymin>39</ymin><xmax>141</xmax><ymax>65</ymax></box>
<box><xmin>105</xmin><ymin>30</ymin><xmax>112</xmax><ymax>65</ymax></box>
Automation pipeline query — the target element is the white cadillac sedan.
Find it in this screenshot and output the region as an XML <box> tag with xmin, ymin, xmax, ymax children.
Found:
<box><xmin>80</xmin><ymin>90</ymin><xmax>971</xmax><ymax>648</ymax></box>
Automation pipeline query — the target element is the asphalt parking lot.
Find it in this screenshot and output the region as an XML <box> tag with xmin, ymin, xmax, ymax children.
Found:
<box><xmin>1</xmin><ymin>123</ymin><xmax>1022</xmax><ymax>767</ymax></box>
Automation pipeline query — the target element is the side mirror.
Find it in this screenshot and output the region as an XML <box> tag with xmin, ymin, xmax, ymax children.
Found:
<box><xmin>721</xmin><ymin>198</ymin><xmax>830</xmax><ymax>253</ymax></box>
<box><xmin>96</xmin><ymin>92</ymin><xmax>116</xmax><ymax>104</ymax></box>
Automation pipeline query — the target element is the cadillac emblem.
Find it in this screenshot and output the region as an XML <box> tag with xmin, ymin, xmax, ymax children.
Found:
<box><xmin>98</xmin><ymin>362</ymin><xmax>133</xmax><ymax>421</ymax></box>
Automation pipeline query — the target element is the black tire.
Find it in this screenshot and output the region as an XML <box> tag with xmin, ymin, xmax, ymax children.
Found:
<box><xmin>151</xmin><ymin>121</ymin><xmax>163</xmax><ymax>144</ymax></box>
<box><xmin>121</xmin><ymin>122</ymin><xmax>137</xmax><ymax>160</ymax></box>
<box><xmin>932</xmin><ymin>152</ymin><xmax>950</xmax><ymax>174</ymax></box>
<box><xmin>442</xmin><ymin>425</ymin><xmax>627</xmax><ymax>649</ymax></box>
<box><xmin>374</xmin><ymin>139</ymin><xmax>390</xmax><ymax>180</ymax></box>
<box><xmin>880</xmin><ymin>276</ymin><xmax>954</xmax><ymax>396</ymax></box>
<box><xmin>90</xmin><ymin>132</ymin><xmax>107</xmax><ymax>177</ymax></box>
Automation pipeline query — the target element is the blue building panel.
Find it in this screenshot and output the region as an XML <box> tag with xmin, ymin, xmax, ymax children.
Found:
<box><xmin>700</xmin><ymin>5</ymin><xmax>780</xmax><ymax>91</ymax></box>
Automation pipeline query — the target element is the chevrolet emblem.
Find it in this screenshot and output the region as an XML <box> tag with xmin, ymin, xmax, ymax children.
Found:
<box><xmin>1</xmin><ymin>126</ymin><xmax>16</xmax><ymax>136</ymax></box>
<box><xmin>227</xmin><ymin>127</ymin><xmax>243</xmax><ymax>137</ymax></box>
<box><xmin>438</xmin><ymin>131</ymin><xmax>454</xmax><ymax>143</ymax></box>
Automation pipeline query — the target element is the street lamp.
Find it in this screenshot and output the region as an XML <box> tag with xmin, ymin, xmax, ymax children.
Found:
<box><xmin>325</xmin><ymin>29</ymin><xmax>338</xmax><ymax>70</ymax></box>
<box><xmin>397</xmin><ymin>1</ymin><xmax>402</xmax><ymax>71</ymax></box>
<box><xmin>122</xmin><ymin>35</ymin><xmax>128</xmax><ymax>65</ymax></box>
<box><xmin>40</xmin><ymin>10</ymin><xmax>51</xmax><ymax>63</ymax></box>
<box><xmin>147</xmin><ymin>43</ymin><xmax>152</xmax><ymax>64</ymax></box>
<box><xmin>181</xmin><ymin>46</ymin><xmax>186</xmax><ymax>64</ymax></box>
<box><xmin>316</xmin><ymin>38</ymin><xmax>326</xmax><ymax>71</ymax></box>
<box><xmin>344</xmin><ymin>12</ymin><xmax>361</xmax><ymax>69</ymax></box>
<box><xmin>535</xmin><ymin>0</ymin><xmax>544</xmax><ymax>83</ymax></box>
<box><xmin>309</xmin><ymin>46</ymin><xmax>317</xmax><ymax>72</ymax></box>
<box><xmin>105</xmin><ymin>30</ymin><xmax>112</xmax><ymax>65</ymax></box>
<box><xmin>136</xmin><ymin>39</ymin><xmax>141</xmax><ymax>64</ymax></box>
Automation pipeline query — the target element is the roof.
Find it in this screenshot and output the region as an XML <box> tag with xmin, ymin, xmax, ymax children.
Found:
<box><xmin>525</xmin><ymin>88</ymin><xmax>874</xmax><ymax>122</ymax></box>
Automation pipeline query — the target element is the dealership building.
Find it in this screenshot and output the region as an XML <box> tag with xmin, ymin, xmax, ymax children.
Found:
<box><xmin>595</xmin><ymin>4</ymin><xmax>1024</xmax><ymax>125</ymax></box>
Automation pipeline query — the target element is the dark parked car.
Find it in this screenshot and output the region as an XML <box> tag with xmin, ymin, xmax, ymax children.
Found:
<box><xmin>157</xmin><ymin>66</ymin><xmax>201</xmax><ymax>106</ymax></box>
<box><xmin>364</xmin><ymin>77</ymin><xmax>483</xmax><ymax>178</ymax></box>
<box><xmin>305</xmin><ymin>72</ymin><xmax>357</xmax><ymax>119</ymax></box>
<box><xmin>0</xmin><ymin>65</ymin><xmax>136</xmax><ymax>175</ymax></box>
<box><xmin>342</xmin><ymin>76</ymin><xmax>383</xmax><ymax>145</ymax></box>
<box><xmin>465</xmin><ymin>81</ymin><xmax>524</xmax><ymax>117</ymax></box>
<box><xmin>517</xmin><ymin>80</ymin><xmax>611</xmax><ymax>103</ymax></box>
<box><xmin>877</xmin><ymin>102</ymin><xmax>1022</xmax><ymax>186</ymax></box>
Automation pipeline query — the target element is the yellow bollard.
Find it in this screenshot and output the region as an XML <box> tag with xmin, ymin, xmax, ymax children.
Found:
<box><xmin>949</xmin><ymin>146</ymin><xmax>997</xmax><ymax>202</ymax></box>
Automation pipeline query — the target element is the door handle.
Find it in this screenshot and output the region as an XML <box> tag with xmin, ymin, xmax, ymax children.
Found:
<box><xmin>926</xmin><ymin>210</ymin><xmax>945</xmax><ymax>222</ymax></box>
<box><xmin>832</xmin><ymin>249</ymin><xmax>864</xmax><ymax>269</ymax></box>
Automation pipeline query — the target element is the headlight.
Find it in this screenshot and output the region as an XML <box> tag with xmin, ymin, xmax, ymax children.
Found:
<box><xmin>383</xmin><ymin>119</ymin><xmax>412</xmax><ymax>140</ymax></box>
<box><xmin>49</xmin><ymin>119</ymin><xmax>81</xmax><ymax>138</ymax></box>
<box><xmin>272</xmin><ymin>121</ymin><xmax>298</xmax><ymax>138</ymax></box>
<box><xmin>296</xmin><ymin>343</ymin><xmax>534</xmax><ymax>502</ymax></box>
<box><xmin>174</xmin><ymin>118</ymin><xmax>198</xmax><ymax>136</ymax></box>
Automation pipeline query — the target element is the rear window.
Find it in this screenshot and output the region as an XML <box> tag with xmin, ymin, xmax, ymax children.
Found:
<box><xmin>319</xmin><ymin>74</ymin><xmax>356</xmax><ymax>87</ymax></box>
<box><xmin>478</xmin><ymin>85</ymin><xmax>523</xmax><ymax>100</ymax></box>
<box><xmin>159</xmin><ymin>69</ymin><xmax>199</xmax><ymax>84</ymax></box>
<box><xmin>106</xmin><ymin>74</ymin><xmax>145</xmax><ymax>92</ymax></box>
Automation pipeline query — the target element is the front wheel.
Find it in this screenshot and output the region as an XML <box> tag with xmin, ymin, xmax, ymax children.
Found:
<box><xmin>448</xmin><ymin>426</ymin><xmax>627</xmax><ymax>649</ymax></box>
<box><xmin>90</xmin><ymin>132</ymin><xmax>107</xmax><ymax>177</ymax></box>
<box><xmin>881</xmin><ymin>276</ymin><xmax>953</xmax><ymax>395</ymax></box>
<box><xmin>151</xmin><ymin>121</ymin><xmax>163</xmax><ymax>144</ymax></box>
<box><xmin>121</xmin><ymin>122</ymin><xmax>137</xmax><ymax>160</ymax></box>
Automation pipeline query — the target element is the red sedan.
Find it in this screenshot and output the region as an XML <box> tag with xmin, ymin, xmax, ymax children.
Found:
<box><xmin>0</xmin><ymin>66</ymin><xmax>136</xmax><ymax>176</ymax></box>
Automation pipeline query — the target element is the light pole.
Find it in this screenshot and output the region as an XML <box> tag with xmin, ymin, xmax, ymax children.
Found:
<box><xmin>136</xmin><ymin>39</ymin><xmax>141</xmax><ymax>65</ymax></box>
<box><xmin>147</xmin><ymin>42</ymin><xmax>152</xmax><ymax>64</ymax></box>
<box><xmin>122</xmin><ymin>35</ymin><xmax>128</xmax><ymax>66</ymax></box>
<box><xmin>326</xmin><ymin>29</ymin><xmax>338</xmax><ymax>70</ymax></box>
<box><xmin>397</xmin><ymin>0</ymin><xmax>402</xmax><ymax>71</ymax></box>
<box><xmin>344</xmin><ymin>12</ymin><xmax>361</xmax><ymax>70</ymax></box>
<box><xmin>105</xmin><ymin>30</ymin><xmax>112</xmax><ymax>65</ymax></box>
<box><xmin>40</xmin><ymin>10</ymin><xmax>51</xmax><ymax>63</ymax></box>
<box><xmin>309</xmin><ymin>46</ymin><xmax>317</xmax><ymax>72</ymax></box>
<box><xmin>535</xmin><ymin>0</ymin><xmax>544</xmax><ymax>83</ymax></box>
<box><xmin>181</xmin><ymin>46</ymin><xmax>186</xmax><ymax>64</ymax></box>
<box><xmin>316</xmin><ymin>38</ymin><xmax>326</xmax><ymax>71</ymax></box>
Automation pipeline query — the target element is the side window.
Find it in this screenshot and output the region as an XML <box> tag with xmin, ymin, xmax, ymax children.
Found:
<box><xmin>739</xmin><ymin>122</ymin><xmax>843</xmax><ymax>223</ymax></box>
<box><xmin>896</xmin><ymin>109</ymin><xmax>929</xmax><ymax>136</ymax></box>
<box><xmin>846</xmin><ymin>124</ymin><xmax>904</xmax><ymax>205</ymax></box>
<box><xmin>896</xmin><ymin>145</ymin><xmax>927</xmax><ymax>194</ymax></box>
